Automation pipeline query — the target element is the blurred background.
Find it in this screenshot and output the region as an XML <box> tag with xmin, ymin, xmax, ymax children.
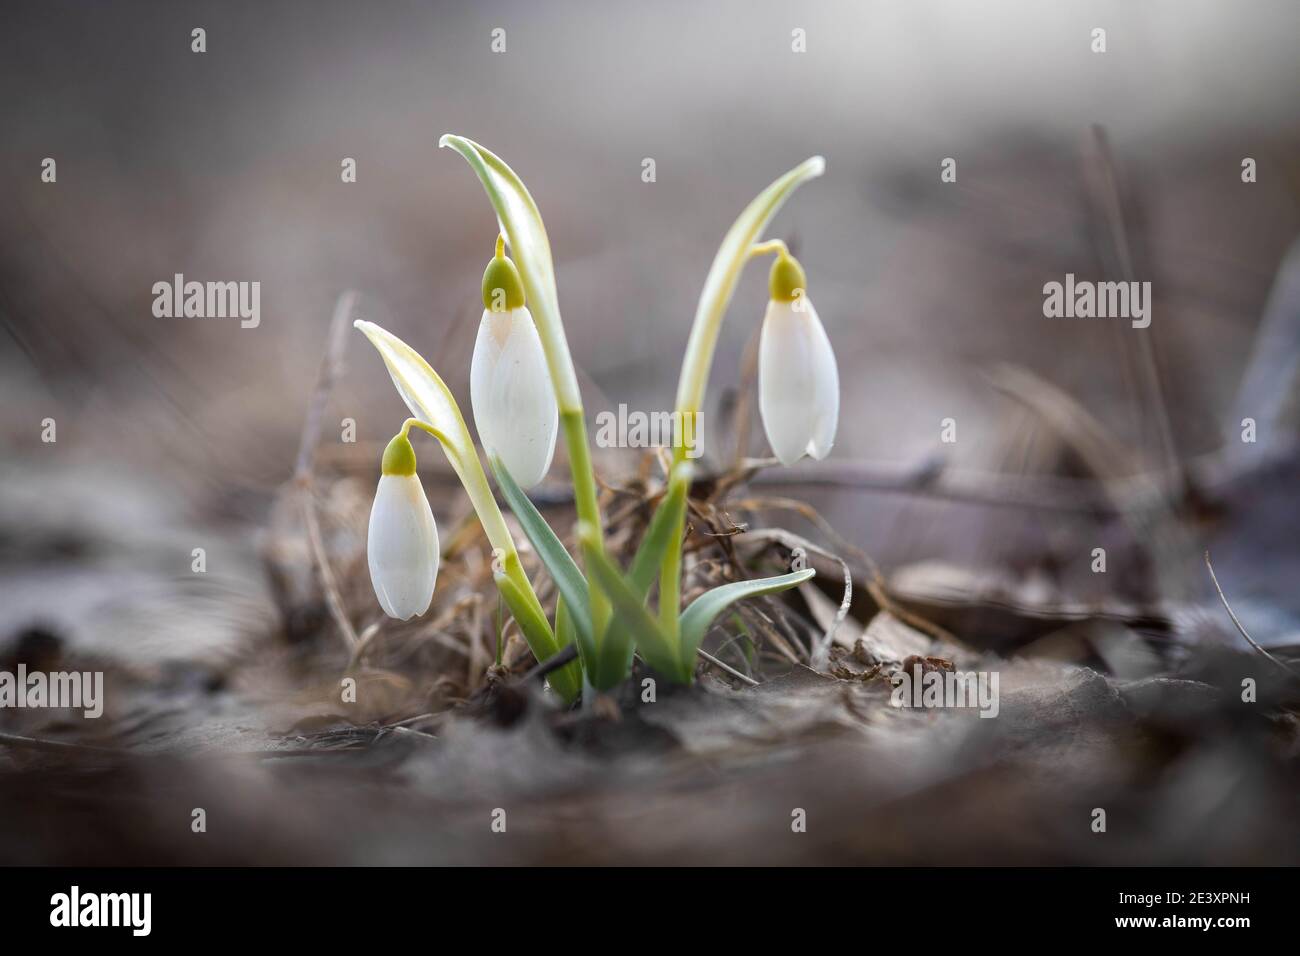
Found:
<box><xmin>1</xmin><ymin>0</ymin><xmax>1298</xmax><ymax>864</ymax></box>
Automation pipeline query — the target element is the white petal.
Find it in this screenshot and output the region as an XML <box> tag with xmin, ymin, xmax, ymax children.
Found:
<box><xmin>759</xmin><ymin>298</ymin><xmax>838</xmax><ymax>465</ymax></box>
<box><xmin>470</xmin><ymin>306</ymin><xmax>558</xmax><ymax>488</ymax></box>
<box><xmin>367</xmin><ymin>474</ymin><xmax>439</xmax><ymax>620</ymax></box>
<box><xmin>802</xmin><ymin>299</ymin><xmax>839</xmax><ymax>460</ymax></box>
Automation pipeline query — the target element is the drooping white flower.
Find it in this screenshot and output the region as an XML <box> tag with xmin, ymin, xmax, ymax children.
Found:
<box><xmin>367</xmin><ymin>433</ymin><xmax>439</xmax><ymax>620</ymax></box>
<box><xmin>758</xmin><ymin>253</ymin><xmax>839</xmax><ymax>466</ymax></box>
<box><xmin>470</xmin><ymin>246</ymin><xmax>558</xmax><ymax>488</ymax></box>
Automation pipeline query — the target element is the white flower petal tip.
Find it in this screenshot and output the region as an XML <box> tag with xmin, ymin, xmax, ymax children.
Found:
<box><xmin>758</xmin><ymin>297</ymin><xmax>839</xmax><ymax>467</ymax></box>
<box><xmin>470</xmin><ymin>306</ymin><xmax>559</xmax><ymax>489</ymax></box>
<box><xmin>367</xmin><ymin>474</ymin><xmax>439</xmax><ymax>620</ymax></box>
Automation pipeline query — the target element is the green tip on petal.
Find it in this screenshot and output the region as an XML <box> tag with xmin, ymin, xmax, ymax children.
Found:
<box><xmin>482</xmin><ymin>251</ymin><xmax>526</xmax><ymax>312</ymax></box>
<box><xmin>769</xmin><ymin>252</ymin><xmax>807</xmax><ymax>303</ymax></box>
<box><xmin>381</xmin><ymin>432</ymin><xmax>418</xmax><ymax>476</ymax></box>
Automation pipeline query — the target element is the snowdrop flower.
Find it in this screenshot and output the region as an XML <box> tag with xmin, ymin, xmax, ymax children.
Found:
<box><xmin>470</xmin><ymin>238</ymin><xmax>558</xmax><ymax>489</ymax></box>
<box><xmin>367</xmin><ymin>431</ymin><xmax>439</xmax><ymax>620</ymax></box>
<box><xmin>758</xmin><ymin>252</ymin><xmax>839</xmax><ymax>466</ymax></box>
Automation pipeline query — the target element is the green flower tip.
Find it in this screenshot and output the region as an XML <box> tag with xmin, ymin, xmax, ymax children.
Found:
<box><xmin>381</xmin><ymin>432</ymin><xmax>418</xmax><ymax>476</ymax></box>
<box><xmin>769</xmin><ymin>252</ymin><xmax>807</xmax><ymax>303</ymax></box>
<box><xmin>482</xmin><ymin>236</ymin><xmax>526</xmax><ymax>311</ymax></box>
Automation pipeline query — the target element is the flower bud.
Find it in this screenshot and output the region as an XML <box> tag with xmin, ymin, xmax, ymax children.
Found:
<box><xmin>481</xmin><ymin>237</ymin><xmax>526</xmax><ymax>312</ymax></box>
<box><xmin>471</xmin><ymin>241</ymin><xmax>558</xmax><ymax>488</ymax></box>
<box><xmin>367</xmin><ymin>433</ymin><xmax>439</xmax><ymax>619</ymax></box>
<box><xmin>758</xmin><ymin>254</ymin><xmax>839</xmax><ymax>465</ymax></box>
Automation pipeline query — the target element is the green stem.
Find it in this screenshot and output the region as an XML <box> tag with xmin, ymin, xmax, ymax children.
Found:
<box><xmin>659</xmin><ymin>525</ymin><xmax>681</xmax><ymax>636</ymax></box>
<box><xmin>400</xmin><ymin>417</ymin><xmax>452</xmax><ymax>448</ymax></box>
<box><xmin>561</xmin><ymin>409</ymin><xmax>611</xmax><ymax>640</ymax></box>
<box><xmin>747</xmin><ymin>239</ymin><xmax>789</xmax><ymax>260</ymax></box>
<box><xmin>401</xmin><ymin>417</ymin><xmax>578</xmax><ymax>699</ymax></box>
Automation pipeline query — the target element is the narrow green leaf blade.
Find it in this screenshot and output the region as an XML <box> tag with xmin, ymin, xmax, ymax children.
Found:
<box><xmin>678</xmin><ymin>568</ymin><xmax>816</xmax><ymax>663</ymax></box>
<box><xmin>353</xmin><ymin>320</ymin><xmax>475</xmax><ymax>468</ymax></box>
<box><xmin>489</xmin><ymin>452</ymin><xmax>596</xmax><ymax>664</ymax></box>
<box><xmin>494</xmin><ymin>572</ymin><xmax>581</xmax><ymax>704</ymax></box>
<box><xmin>555</xmin><ymin>595</ymin><xmax>580</xmax><ymax>663</ymax></box>
<box><xmin>628</xmin><ymin>462</ymin><xmax>693</xmax><ymax>599</ymax></box>
<box><xmin>577</xmin><ymin>524</ymin><xmax>683</xmax><ymax>683</ymax></box>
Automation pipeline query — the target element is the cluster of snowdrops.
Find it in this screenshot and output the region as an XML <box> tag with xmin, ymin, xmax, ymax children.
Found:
<box><xmin>360</xmin><ymin>135</ymin><xmax>838</xmax><ymax>704</ymax></box>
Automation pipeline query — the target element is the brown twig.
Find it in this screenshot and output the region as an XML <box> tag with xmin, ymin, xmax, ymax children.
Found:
<box><xmin>733</xmin><ymin>493</ymin><xmax>963</xmax><ymax>649</ymax></box>
<box><xmin>294</xmin><ymin>291</ymin><xmax>358</xmax><ymax>481</ymax></box>
<box><xmin>1085</xmin><ymin>125</ymin><xmax>1183</xmax><ymax>494</ymax></box>
<box><xmin>697</xmin><ymin>648</ymin><xmax>760</xmax><ymax>686</ymax></box>
<box><xmin>345</xmin><ymin>619</ymin><xmax>384</xmax><ymax>672</ymax></box>
<box><xmin>1204</xmin><ymin>551</ymin><xmax>1300</xmax><ymax>679</ymax></box>
<box><xmin>734</xmin><ymin>526</ymin><xmax>850</xmax><ymax>670</ymax></box>
<box><xmin>520</xmin><ymin>643</ymin><xmax>579</xmax><ymax>683</ymax></box>
<box><xmin>296</xmin><ymin>291</ymin><xmax>362</xmax><ymax>652</ymax></box>
<box><xmin>0</xmin><ymin>731</ymin><xmax>126</xmax><ymax>758</ymax></box>
<box><xmin>728</xmin><ymin>324</ymin><xmax>763</xmax><ymax>470</ymax></box>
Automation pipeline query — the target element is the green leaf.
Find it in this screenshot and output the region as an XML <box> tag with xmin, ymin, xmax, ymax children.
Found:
<box><xmin>438</xmin><ymin>134</ymin><xmax>582</xmax><ymax>411</ymax></box>
<box><xmin>678</xmin><ymin>569</ymin><xmax>816</xmax><ymax>664</ymax></box>
<box><xmin>628</xmin><ymin>462</ymin><xmax>693</xmax><ymax>599</ymax></box>
<box><xmin>577</xmin><ymin>524</ymin><xmax>684</xmax><ymax>684</ymax></box>
<box><xmin>606</xmin><ymin>461</ymin><xmax>694</xmax><ymax>677</ymax></box>
<box><xmin>555</xmin><ymin>596</ymin><xmax>580</xmax><ymax>663</ymax></box>
<box><xmin>494</xmin><ymin>572</ymin><xmax>581</xmax><ymax>704</ymax></box>
<box><xmin>354</xmin><ymin>320</ymin><xmax>474</xmax><ymax>471</ymax></box>
<box><xmin>489</xmin><ymin>452</ymin><xmax>596</xmax><ymax>665</ymax></box>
